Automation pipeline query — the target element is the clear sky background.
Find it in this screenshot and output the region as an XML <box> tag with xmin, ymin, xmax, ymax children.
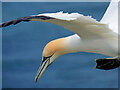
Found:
<box><xmin>2</xmin><ymin>2</ymin><xmax>118</xmax><ymax>88</ymax></box>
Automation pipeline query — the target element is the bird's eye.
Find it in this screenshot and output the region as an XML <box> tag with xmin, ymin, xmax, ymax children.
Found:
<box><xmin>42</xmin><ymin>55</ymin><xmax>53</xmax><ymax>63</ymax></box>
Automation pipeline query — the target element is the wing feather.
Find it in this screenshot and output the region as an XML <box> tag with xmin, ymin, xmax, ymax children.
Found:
<box><xmin>0</xmin><ymin>15</ymin><xmax>54</xmax><ymax>28</ymax></box>
<box><xmin>0</xmin><ymin>12</ymin><xmax>116</xmax><ymax>39</ymax></box>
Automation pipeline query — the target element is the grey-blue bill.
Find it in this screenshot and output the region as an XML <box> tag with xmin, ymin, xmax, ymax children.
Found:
<box><xmin>35</xmin><ymin>57</ymin><xmax>51</xmax><ymax>83</ymax></box>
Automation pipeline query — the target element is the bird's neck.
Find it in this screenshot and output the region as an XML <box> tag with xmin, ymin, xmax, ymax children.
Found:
<box><xmin>62</xmin><ymin>34</ymin><xmax>118</xmax><ymax>57</ymax></box>
<box><xmin>61</xmin><ymin>34</ymin><xmax>81</xmax><ymax>55</ymax></box>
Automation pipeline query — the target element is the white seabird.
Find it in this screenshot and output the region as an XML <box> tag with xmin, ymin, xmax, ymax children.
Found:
<box><xmin>0</xmin><ymin>0</ymin><xmax>120</xmax><ymax>83</ymax></box>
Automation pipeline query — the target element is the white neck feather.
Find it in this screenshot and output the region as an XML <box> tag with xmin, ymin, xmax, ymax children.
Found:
<box><xmin>64</xmin><ymin>34</ymin><xmax>118</xmax><ymax>57</ymax></box>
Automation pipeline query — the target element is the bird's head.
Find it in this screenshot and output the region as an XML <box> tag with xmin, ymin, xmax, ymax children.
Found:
<box><xmin>35</xmin><ymin>38</ymin><xmax>69</xmax><ymax>83</ymax></box>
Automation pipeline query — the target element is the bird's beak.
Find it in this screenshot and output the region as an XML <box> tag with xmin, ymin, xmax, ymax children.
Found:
<box><xmin>35</xmin><ymin>58</ymin><xmax>50</xmax><ymax>83</ymax></box>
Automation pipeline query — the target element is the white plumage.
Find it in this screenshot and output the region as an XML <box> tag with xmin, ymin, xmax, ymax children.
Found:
<box><xmin>34</xmin><ymin>0</ymin><xmax>119</xmax><ymax>57</ymax></box>
<box><xmin>0</xmin><ymin>0</ymin><xmax>119</xmax><ymax>82</ymax></box>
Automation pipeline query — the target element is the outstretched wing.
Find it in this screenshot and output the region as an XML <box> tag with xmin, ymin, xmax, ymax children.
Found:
<box><xmin>0</xmin><ymin>15</ymin><xmax>55</xmax><ymax>27</ymax></box>
<box><xmin>0</xmin><ymin>12</ymin><xmax>116</xmax><ymax>39</ymax></box>
<box><xmin>101</xmin><ymin>0</ymin><xmax>119</xmax><ymax>34</ymax></box>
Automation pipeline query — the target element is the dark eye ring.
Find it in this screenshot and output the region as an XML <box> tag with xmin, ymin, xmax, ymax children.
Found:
<box><xmin>42</xmin><ymin>55</ymin><xmax>53</xmax><ymax>63</ymax></box>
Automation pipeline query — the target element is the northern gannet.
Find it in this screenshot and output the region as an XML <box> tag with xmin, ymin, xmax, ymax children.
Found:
<box><xmin>0</xmin><ymin>0</ymin><xmax>120</xmax><ymax>83</ymax></box>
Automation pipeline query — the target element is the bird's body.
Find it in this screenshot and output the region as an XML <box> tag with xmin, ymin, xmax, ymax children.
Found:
<box><xmin>62</xmin><ymin>0</ymin><xmax>119</xmax><ymax>57</ymax></box>
<box><xmin>64</xmin><ymin>34</ymin><xmax>118</xmax><ymax>57</ymax></box>
<box><xmin>1</xmin><ymin>0</ymin><xmax>120</xmax><ymax>83</ymax></box>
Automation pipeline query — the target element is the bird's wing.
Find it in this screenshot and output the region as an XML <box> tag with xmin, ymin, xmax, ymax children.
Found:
<box><xmin>101</xmin><ymin>0</ymin><xmax>119</xmax><ymax>34</ymax></box>
<box><xmin>0</xmin><ymin>11</ymin><xmax>116</xmax><ymax>39</ymax></box>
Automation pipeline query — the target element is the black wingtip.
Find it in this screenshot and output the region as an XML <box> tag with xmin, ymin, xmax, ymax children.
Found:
<box><xmin>0</xmin><ymin>16</ymin><xmax>31</xmax><ymax>28</ymax></box>
<box><xmin>96</xmin><ymin>58</ymin><xmax>120</xmax><ymax>70</ymax></box>
<box><xmin>0</xmin><ymin>15</ymin><xmax>55</xmax><ymax>28</ymax></box>
<box><xmin>0</xmin><ymin>20</ymin><xmax>14</xmax><ymax>28</ymax></box>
